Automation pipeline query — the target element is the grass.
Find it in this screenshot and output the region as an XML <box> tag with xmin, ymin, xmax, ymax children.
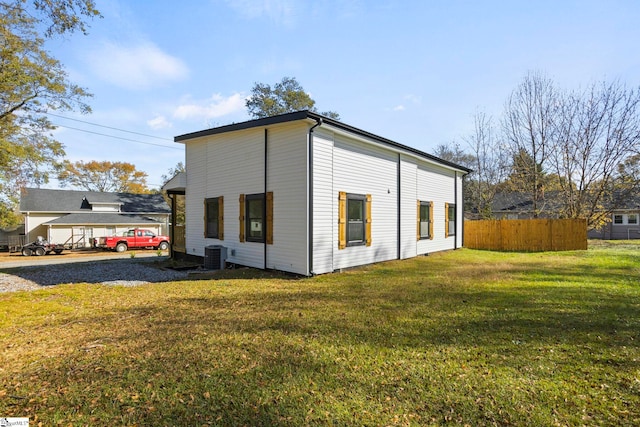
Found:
<box><xmin>1</xmin><ymin>243</ymin><xmax>639</xmax><ymax>426</ymax></box>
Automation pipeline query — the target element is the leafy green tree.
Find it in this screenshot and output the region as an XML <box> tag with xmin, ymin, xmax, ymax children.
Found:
<box><xmin>0</xmin><ymin>0</ymin><xmax>99</xmax><ymax>226</ymax></box>
<box><xmin>246</xmin><ymin>77</ymin><xmax>340</xmax><ymax>119</ymax></box>
<box><xmin>58</xmin><ymin>160</ymin><xmax>151</xmax><ymax>193</ymax></box>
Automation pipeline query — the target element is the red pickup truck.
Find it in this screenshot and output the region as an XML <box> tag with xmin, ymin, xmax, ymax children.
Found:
<box><xmin>94</xmin><ymin>228</ymin><xmax>170</xmax><ymax>252</ymax></box>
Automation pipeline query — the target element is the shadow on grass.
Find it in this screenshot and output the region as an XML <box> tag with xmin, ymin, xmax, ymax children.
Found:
<box><xmin>2</xmin><ymin>252</ymin><xmax>640</xmax><ymax>425</ymax></box>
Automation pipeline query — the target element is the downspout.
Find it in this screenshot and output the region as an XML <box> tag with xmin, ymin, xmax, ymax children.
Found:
<box><xmin>454</xmin><ymin>171</ymin><xmax>458</xmax><ymax>250</ymax></box>
<box><xmin>397</xmin><ymin>153</ymin><xmax>401</xmax><ymax>260</ymax></box>
<box><xmin>308</xmin><ymin>117</ymin><xmax>323</xmax><ymax>275</ymax></box>
<box><xmin>169</xmin><ymin>193</ymin><xmax>176</xmax><ymax>258</ymax></box>
<box><xmin>461</xmin><ymin>173</ymin><xmax>465</xmax><ymax>248</ymax></box>
<box><xmin>264</xmin><ymin>128</ymin><xmax>268</xmax><ymax>270</ymax></box>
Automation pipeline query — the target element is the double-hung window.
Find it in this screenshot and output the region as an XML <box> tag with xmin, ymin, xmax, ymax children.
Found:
<box><xmin>205</xmin><ymin>196</ymin><xmax>224</xmax><ymax>239</ymax></box>
<box><xmin>347</xmin><ymin>194</ymin><xmax>366</xmax><ymax>246</ymax></box>
<box><xmin>246</xmin><ymin>194</ymin><xmax>265</xmax><ymax>243</ymax></box>
<box><xmin>614</xmin><ymin>213</ymin><xmax>639</xmax><ymax>225</ymax></box>
<box><xmin>445</xmin><ymin>203</ymin><xmax>456</xmax><ymax>237</ymax></box>
<box><xmin>239</xmin><ymin>193</ymin><xmax>273</xmax><ymax>244</ymax></box>
<box><xmin>418</xmin><ymin>201</ymin><xmax>433</xmax><ymax>240</ymax></box>
<box><xmin>338</xmin><ymin>192</ymin><xmax>372</xmax><ymax>249</ymax></box>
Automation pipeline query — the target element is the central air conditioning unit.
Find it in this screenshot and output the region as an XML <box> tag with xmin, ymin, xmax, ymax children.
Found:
<box><xmin>204</xmin><ymin>245</ymin><xmax>227</xmax><ymax>270</ymax></box>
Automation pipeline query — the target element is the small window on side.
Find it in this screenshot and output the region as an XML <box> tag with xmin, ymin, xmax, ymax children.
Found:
<box><xmin>447</xmin><ymin>204</ymin><xmax>456</xmax><ymax>236</ymax></box>
<box><xmin>614</xmin><ymin>215</ymin><xmax>624</xmax><ymax>225</ymax></box>
<box><xmin>419</xmin><ymin>201</ymin><xmax>431</xmax><ymax>239</ymax></box>
<box><xmin>205</xmin><ymin>197</ymin><xmax>220</xmax><ymax>238</ymax></box>
<box><xmin>347</xmin><ymin>194</ymin><xmax>366</xmax><ymax>246</ymax></box>
<box><xmin>628</xmin><ymin>214</ymin><xmax>638</xmax><ymax>225</ymax></box>
<box><xmin>246</xmin><ymin>194</ymin><xmax>265</xmax><ymax>243</ymax></box>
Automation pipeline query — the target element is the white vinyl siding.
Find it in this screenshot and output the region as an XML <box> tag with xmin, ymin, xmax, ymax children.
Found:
<box><xmin>312</xmin><ymin>135</ymin><xmax>465</xmax><ymax>273</ymax></box>
<box><xmin>185</xmin><ymin>129</ymin><xmax>264</xmax><ymax>268</ymax></box>
<box><xmin>182</xmin><ymin>115</ymin><xmax>468</xmax><ymax>276</ymax></box>
<box><xmin>332</xmin><ymin>135</ymin><xmax>398</xmax><ymax>271</ymax></box>
<box><xmin>399</xmin><ymin>156</ymin><xmax>418</xmax><ymax>259</ymax></box>
<box><xmin>265</xmin><ymin>123</ymin><xmax>309</xmax><ymax>275</ymax></box>
<box><xmin>416</xmin><ymin>162</ymin><xmax>458</xmax><ymax>254</ymax></box>
<box><xmin>311</xmin><ymin>129</ymin><xmax>335</xmax><ymax>274</ymax></box>
<box><xmin>184</xmin><ymin>122</ymin><xmax>309</xmax><ymax>274</ymax></box>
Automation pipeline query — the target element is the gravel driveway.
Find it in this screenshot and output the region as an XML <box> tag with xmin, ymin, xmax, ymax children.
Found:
<box><xmin>0</xmin><ymin>258</ymin><xmax>190</xmax><ymax>293</ymax></box>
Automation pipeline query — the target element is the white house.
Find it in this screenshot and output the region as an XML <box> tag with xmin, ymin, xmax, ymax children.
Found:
<box><xmin>20</xmin><ymin>188</ymin><xmax>170</xmax><ymax>247</ymax></box>
<box><xmin>171</xmin><ymin>111</ymin><xmax>470</xmax><ymax>275</ymax></box>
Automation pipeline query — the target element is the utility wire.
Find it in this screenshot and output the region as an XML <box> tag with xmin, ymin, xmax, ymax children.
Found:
<box><xmin>52</xmin><ymin>124</ymin><xmax>183</xmax><ymax>150</ymax></box>
<box><xmin>46</xmin><ymin>112</ymin><xmax>173</xmax><ymax>141</ymax></box>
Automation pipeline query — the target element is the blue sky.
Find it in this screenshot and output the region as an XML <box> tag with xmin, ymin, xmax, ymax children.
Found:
<box><xmin>44</xmin><ymin>0</ymin><xmax>640</xmax><ymax>189</ymax></box>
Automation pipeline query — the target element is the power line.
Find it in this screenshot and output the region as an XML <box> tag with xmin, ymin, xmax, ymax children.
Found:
<box><xmin>46</xmin><ymin>112</ymin><xmax>173</xmax><ymax>141</ymax></box>
<box><xmin>52</xmin><ymin>123</ymin><xmax>183</xmax><ymax>150</ymax></box>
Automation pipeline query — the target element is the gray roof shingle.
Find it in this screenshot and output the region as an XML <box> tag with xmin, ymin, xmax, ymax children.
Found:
<box><xmin>44</xmin><ymin>213</ymin><xmax>163</xmax><ymax>225</ymax></box>
<box><xmin>20</xmin><ymin>188</ymin><xmax>170</xmax><ymax>214</ymax></box>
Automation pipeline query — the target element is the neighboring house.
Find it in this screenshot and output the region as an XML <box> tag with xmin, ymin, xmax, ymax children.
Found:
<box><xmin>491</xmin><ymin>190</ymin><xmax>640</xmax><ymax>240</ymax></box>
<box><xmin>588</xmin><ymin>195</ymin><xmax>640</xmax><ymax>240</ymax></box>
<box><xmin>168</xmin><ymin>110</ymin><xmax>470</xmax><ymax>275</ymax></box>
<box><xmin>20</xmin><ymin>188</ymin><xmax>170</xmax><ymax>247</ymax></box>
<box><xmin>491</xmin><ymin>191</ymin><xmax>563</xmax><ymax>220</ymax></box>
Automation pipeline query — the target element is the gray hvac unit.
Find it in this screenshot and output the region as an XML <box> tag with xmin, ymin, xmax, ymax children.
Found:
<box><xmin>204</xmin><ymin>245</ymin><xmax>227</xmax><ymax>270</ymax></box>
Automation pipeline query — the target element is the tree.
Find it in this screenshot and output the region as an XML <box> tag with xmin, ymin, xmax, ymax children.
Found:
<box><xmin>161</xmin><ymin>161</ymin><xmax>185</xmax><ymax>185</ymax></box>
<box><xmin>617</xmin><ymin>154</ymin><xmax>640</xmax><ymax>192</ymax></box>
<box><xmin>0</xmin><ymin>0</ymin><xmax>99</xmax><ymax>225</ymax></box>
<box><xmin>433</xmin><ymin>141</ymin><xmax>475</xmax><ymax>168</ymax></box>
<box><xmin>463</xmin><ymin>112</ymin><xmax>509</xmax><ymax>219</ymax></box>
<box><xmin>58</xmin><ymin>160</ymin><xmax>151</xmax><ymax>193</ymax></box>
<box><xmin>550</xmin><ymin>81</ymin><xmax>640</xmax><ymax>228</ymax></box>
<box><xmin>246</xmin><ymin>77</ymin><xmax>340</xmax><ymax>119</ymax></box>
<box><xmin>502</xmin><ymin>71</ymin><xmax>557</xmax><ymax>217</ymax></box>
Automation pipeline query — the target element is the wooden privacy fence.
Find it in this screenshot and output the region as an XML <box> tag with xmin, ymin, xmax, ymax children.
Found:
<box><xmin>464</xmin><ymin>218</ymin><xmax>587</xmax><ymax>251</ymax></box>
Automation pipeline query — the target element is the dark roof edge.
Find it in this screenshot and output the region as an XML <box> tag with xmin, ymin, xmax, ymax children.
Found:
<box><xmin>174</xmin><ymin>111</ymin><xmax>310</xmax><ymax>142</ymax></box>
<box><xmin>174</xmin><ymin>110</ymin><xmax>472</xmax><ymax>174</ymax></box>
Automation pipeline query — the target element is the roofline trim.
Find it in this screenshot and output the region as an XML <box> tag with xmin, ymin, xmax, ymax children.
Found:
<box><xmin>174</xmin><ymin>110</ymin><xmax>472</xmax><ymax>174</ymax></box>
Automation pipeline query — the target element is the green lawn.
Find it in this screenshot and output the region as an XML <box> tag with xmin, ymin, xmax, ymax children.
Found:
<box><xmin>1</xmin><ymin>243</ymin><xmax>639</xmax><ymax>426</ymax></box>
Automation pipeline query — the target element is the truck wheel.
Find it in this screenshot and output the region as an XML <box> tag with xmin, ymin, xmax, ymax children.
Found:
<box><xmin>34</xmin><ymin>247</ymin><xmax>46</xmax><ymax>256</ymax></box>
<box><xmin>115</xmin><ymin>243</ymin><xmax>128</xmax><ymax>253</ymax></box>
<box><xmin>158</xmin><ymin>241</ymin><xmax>169</xmax><ymax>251</ymax></box>
<box><xmin>22</xmin><ymin>247</ymin><xmax>33</xmax><ymax>256</ymax></box>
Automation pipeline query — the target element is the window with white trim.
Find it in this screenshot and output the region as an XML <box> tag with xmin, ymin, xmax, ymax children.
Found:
<box><xmin>613</xmin><ymin>214</ymin><xmax>640</xmax><ymax>225</ymax></box>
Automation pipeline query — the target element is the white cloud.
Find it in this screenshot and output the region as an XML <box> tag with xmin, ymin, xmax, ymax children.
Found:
<box><xmin>85</xmin><ymin>41</ymin><xmax>189</xmax><ymax>90</ymax></box>
<box><xmin>147</xmin><ymin>115</ymin><xmax>172</xmax><ymax>130</ymax></box>
<box><xmin>173</xmin><ymin>93</ymin><xmax>247</xmax><ymax>121</ymax></box>
<box><xmin>225</xmin><ymin>0</ymin><xmax>297</xmax><ymax>26</ymax></box>
<box><xmin>391</xmin><ymin>94</ymin><xmax>422</xmax><ymax>112</ymax></box>
<box><xmin>404</xmin><ymin>94</ymin><xmax>422</xmax><ymax>105</ymax></box>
